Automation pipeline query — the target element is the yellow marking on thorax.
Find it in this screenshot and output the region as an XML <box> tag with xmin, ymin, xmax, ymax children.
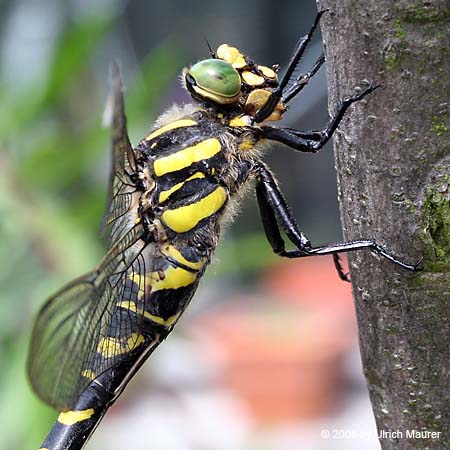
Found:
<box><xmin>229</xmin><ymin>116</ymin><xmax>249</xmax><ymax>127</ymax></box>
<box><xmin>146</xmin><ymin>119</ymin><xmax>197</xmax><ymax>141</ymax></box>
<box><xmin>57</xmin><ymin>409</ymin><xmax>95</xmax><ymax>426</ymax></box>
<box><xmin>154</xmin><ymin>139</ymin><xmax>221</xmax><ymax>176</ymax></box>
<box><xmin>118</xmin><ymin>300</ymin><xmax>181</xmax><ymax>326</ymax></box>
<box><xmin>162</xmin><ymin>186</ymin><xmax>227</xmax><ymax>233</ymax></box>
<box><xmin>239</xmin><ymin>137</ymin><xmax>256</xmax><ymax>151</ymax></box>
<box><xmin>81</xmin><ymin>369</ymin><xmax>97</xmax><ymax>381</ymax></box>
<box><xmin>97</xmin><ymin>333</ymin><xmax>145</xmax><ymax>358</ymax></box>
<box><xmin>39</xmin><ymin>448</ymin><xmax>50</xmax><ymax>450</ymax></box>
<box><xmin>162</xmin><ymin>245</ymin><xmax>205</xmax><ymax>270</ymax></box>
<box><xmin>159</xmin><ymin>172</ymin><xmax>205</xmax><ymax>203</ymax></box>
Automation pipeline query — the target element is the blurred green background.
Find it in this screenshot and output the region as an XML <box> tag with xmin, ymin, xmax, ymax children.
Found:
<box><xmin>0</xmin><ymin>1</ymin><xmax>360</xmax><ymax>449</ymax></box>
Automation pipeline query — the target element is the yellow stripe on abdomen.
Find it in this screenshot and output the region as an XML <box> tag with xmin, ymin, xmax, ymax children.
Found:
<box><xmin>146</xmin><ymin>119</ymin><xmax>197</xmax><ymax>141</ymax></box>
<box><xmin>154</xmin><ymin>138</ymin><xmax>221</xmax><ymax>176</ymax></box>
<box><xmin>97</xmin><ymin>333</ymin><xmax>145</xmax><ymax>358</ymax></box>
<box><xmin>57</xmin><ymin>409</ymin><xmax>95</xmax><ymax>426</ymax></box>
<box><xmin>117</xmin><ymin>300</ymin><xmax>181</xmax><ymax>326</ymax></box>
<box><xmin>81</xmin><ymin>369</ymin><xmax>97</xmax><ymax>381</ymax></box>
<box><xmin>162</xmin><ymin>245</ymin><xmax>205</xmax><ymax>270</ymax></box>
<box><xmin>162</xmin><ymin>186</ymin><xmax>227</xmax><ymax>233</ymax></box>
<box><xmin>129</xmin><ymin>265</ymin><xmax>198</xmax><ymax>294</ymax></box>
<box><xmin>151</xmin><ymin>266</ymin><xmax>197</xmax><ymax>291</ymax></box>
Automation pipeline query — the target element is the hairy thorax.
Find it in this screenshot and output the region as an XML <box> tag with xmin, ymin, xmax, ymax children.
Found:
<box><xmin>132</xmin><ymin>104</ymin><xmax>264</xmax><ymax>254</ymax></box>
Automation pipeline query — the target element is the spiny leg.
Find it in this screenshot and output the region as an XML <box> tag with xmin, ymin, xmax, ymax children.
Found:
<box><xmin>254</xmin><ymin>10</ymin><xmax>327</xmax><ymax>123</ymax></box>
<box><xmin>259</xmin><ymin>83</ymin><xmax>379</xmax><ymax>153</ymax></box>
<box><xmin>282</xmin><ymin>54</ymin><xmax>325</xmax><ymax>105</ymax></box>
<box><xmin>333</xmin><ymin>254</ymin><xmax>351</xmax><ymax>282</ymax></box>
<box><xmin>306</xmin><ymin>240</ymin><xmax>422</xmax><ymax>271</ymax></box>
<box><xmin>254</xmin><ymin>163</ymin><xmax>421</xmax><ymax>279</ymax></box>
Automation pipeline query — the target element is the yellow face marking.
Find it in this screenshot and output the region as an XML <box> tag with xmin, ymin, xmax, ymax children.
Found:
<box><xmin>146</xmin><ymin>119</ymin><xmax>197</xmax><ymax>141</ymax></box>
<box><xmin>162</xmin><ymin>245</ymin><xmax>205</xmax><ymax>270</ymax></box>
<box><xmin>216</xmin><ymin>44</ymin><xmax>246</xmax><ymax>68</ymax></box>
<box><xmin>242</xmin><ymin>71</ymin><xmax>265</xmax><ymax>86</ymax></box>
<box><xmin>245</xmin><ymin>89</ymin><xmax>271</xmax><ymax>110</ymax></box>
<box><xmin>192</xmin><ymin>85</ymin><xmax>240</xmax><ymax>105</ymax></box>
<box><xmin>258</xmin><ymin>65</ymin><xmax>276</xmax><ymax>79</ymax></box>
<box><xmin>118</xmin><ymin>300</ymin><xmax>181</xmax><ymax>326</ymax></box>
<box><xmin>162</xmin><ymin>186</ymin><xmax>227</xmax><ymax>233</ymax></box>
<box><xmin>154</xmin><ymin>138</ymin><xmax>221</xmax><ymax>176</ymax></box>
<box><xmin>81</xmin><ymin>369</ymin><xmax>96</xmax><ymax>381</ymax></box>
<box><xmin>159</xmin><ymin>172</ymin><xmax>205</xmax><ymax>203</ymax></box>
<box><xmin>57</xmin><ymin>409</ymin><xmax>95</xmax><ymax>426</ymax></box>
<box><xmin>97</xmin><ymin>333</ymin><xmax>145</xmax><ymax>358</ymax></box>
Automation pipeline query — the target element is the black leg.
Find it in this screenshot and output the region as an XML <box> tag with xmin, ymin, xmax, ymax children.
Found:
<box><xmin>254</xmin><ymin>10</ymin><xmax>327</xmax><ymax>123</ymax></box>
<box><xmin>282</xmin><ymin>54</ymin><xmax>325</xmax><ymax>105</ymax></box>
<box><xmin>255</xmin><ymin>163</ymin><xmax>311</xmax><ymax>255</ymax></box>
<box><xmin>260</xmin><ymin>83</ymin><xmax>379</xmax><ymax>153</ymax></box>
<box><xmin>254</xmin><ymin>163</ymin><xmax>422</xmax><ymax>278</ymax></box>
<box><xmin>333</xmin><ymin>254</ymin><xmax>351</xmax><ymax>282</ymax></box>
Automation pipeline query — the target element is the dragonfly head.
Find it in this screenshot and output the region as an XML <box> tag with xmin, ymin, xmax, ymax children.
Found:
<box><xmin>184</xmin><ymin>44</ymin><xmax>285</xmax><ymax>121</ymax></box>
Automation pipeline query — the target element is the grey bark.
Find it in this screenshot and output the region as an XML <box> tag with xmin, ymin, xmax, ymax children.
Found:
<box><xmin>316</xmin><ymin>1</ymin><xmax>449</xmax><ymax>449</ymax></box>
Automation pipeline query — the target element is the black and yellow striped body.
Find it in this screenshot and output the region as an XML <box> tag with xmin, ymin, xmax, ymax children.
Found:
<box><xmin>28</xmin><ymin>36</ymin><xmax>279</xmax><ymax>449</ymax></box>
<box><xmin>30</xmin><ymin>16</ymin><xmax>420</xmax><ymax>450</ymax></box>
<box><xmin>36</xmin><ymin>105</ymin><xmax>261</xmax><ymax>450</ymax></box>
<box><xmin>94</xmin><ymin>106</ymin><xmax>260</xmax><ymax>361</ymax></box>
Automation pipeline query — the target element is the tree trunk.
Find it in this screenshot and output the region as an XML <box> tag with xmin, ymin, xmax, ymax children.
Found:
<box><xmin>316</xmin><ymin>1</ymin><xmax>449</xmax><ymax>448</ymax></box>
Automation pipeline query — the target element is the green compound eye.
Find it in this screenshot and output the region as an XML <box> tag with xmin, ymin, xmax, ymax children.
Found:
<box><xmin>188</xmin><ymin>59</ymin><xmax>241</xmax><ymax>104</ymax></box>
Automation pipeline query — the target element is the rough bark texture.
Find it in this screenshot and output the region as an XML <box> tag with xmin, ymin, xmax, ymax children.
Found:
<box><xmin>316</xmin><ymin>1</ymin><xmax>449</xmax><ymax>449</ymax></box>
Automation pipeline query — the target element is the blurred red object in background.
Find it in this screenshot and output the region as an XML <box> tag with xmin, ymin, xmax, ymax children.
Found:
<box><xmin>264</xmin><ymin>254</ymin><xmax>354</xmax><ymax>313</ymax></box>
<box><xmin>192</xmin><ymin>256</ymin><xmax>358</xmax><ymax>423</ymax></box>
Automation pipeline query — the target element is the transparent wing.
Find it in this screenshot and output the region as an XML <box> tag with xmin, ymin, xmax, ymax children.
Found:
<box><xmin>101</xmin><ymin>62</ymin><xmax>139</xmax><ymax>243</ymax></box>
<box><xmin>27</xmin><ymin>224</ymin><xmax>151</xmax><ymax>411</ymax></box>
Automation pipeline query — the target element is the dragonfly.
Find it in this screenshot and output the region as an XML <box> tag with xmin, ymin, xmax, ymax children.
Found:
<box><xmin>27</xmin><ymin>11</ymin><xmax>421</xmax><ymax>450</ymax></box>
